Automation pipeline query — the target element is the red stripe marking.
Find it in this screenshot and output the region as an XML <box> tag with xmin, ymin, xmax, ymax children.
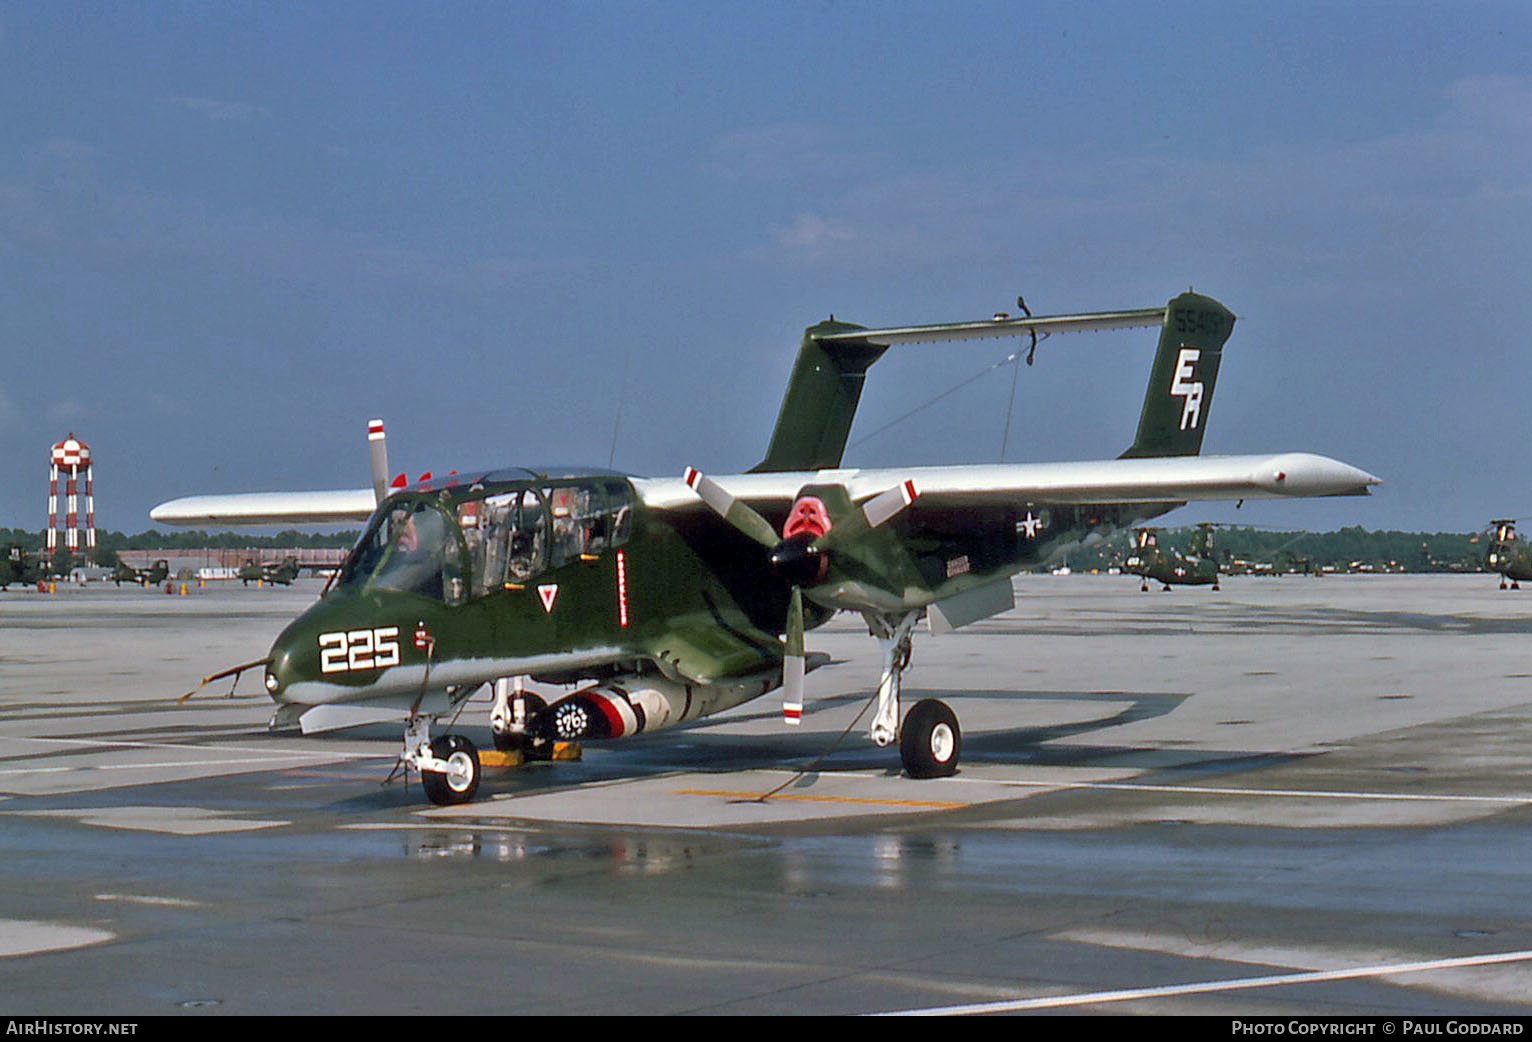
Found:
<box><xmin>616</xmin><ymin>551</ymin><xmax>629</xmax><ymax>628</ymax></box>
<box><xmin>592</xmin><ymin>694</ymin><xmax>628</xmax><ymax>738</ymax></box>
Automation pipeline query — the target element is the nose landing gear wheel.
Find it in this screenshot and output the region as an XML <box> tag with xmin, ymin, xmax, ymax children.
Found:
<box><xmin>900</xmin><ymin>698</ymin><xmax>961</xmax><ymax>779</ymax></box>
<box><xmin>422</xmin><ymin>734</ymin><xmax>481</xmax><ymax>805</ymax></box>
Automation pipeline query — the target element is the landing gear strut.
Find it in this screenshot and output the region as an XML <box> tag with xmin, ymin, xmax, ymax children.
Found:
<box><xmin>863</xmin><ymin>610</ymin><xmax>964</xmax><ymax>779</ymax></box>
<box><xmin>401</xmin><ymin>714</ymin><xmax>482</xmax><ymax>806</ymax></box>
<box><xmin>866</xmin><ymin>610</ymin><xmax>919</xmax><ymax>749</ymax></box>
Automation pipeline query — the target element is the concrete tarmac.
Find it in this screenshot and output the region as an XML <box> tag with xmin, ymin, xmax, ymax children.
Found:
<box><xmin>3</xmin><ymin>573</ymin><xmax>1532</xmax><ymax>1015</ymax></box>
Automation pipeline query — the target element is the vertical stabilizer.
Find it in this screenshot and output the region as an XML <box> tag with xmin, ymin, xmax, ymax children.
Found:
<box><xmin>752</xmin><ymin>322</ymin><xmax>889</xmax><ymax>473</ymax></box>
<box><xmin>1119</xmin><ymin>292</ymin><xmax>1235</xmax><ymax>458</ymax></box>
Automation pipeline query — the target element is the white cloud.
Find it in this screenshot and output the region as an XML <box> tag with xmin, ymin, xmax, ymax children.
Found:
<box><xmin>774</xmin><ymin>212</ymin><xmax>856</xmax><ymax>250</ymax></box>
<box><xmin>1444</xmin><ymin>75</ymin><xmax>1532</xmax><ymax>131</ymax></box>
<box><xmin>46</xmin><ymin>400</ymin><xmax>86</xmax><ymax>424</ymax></box>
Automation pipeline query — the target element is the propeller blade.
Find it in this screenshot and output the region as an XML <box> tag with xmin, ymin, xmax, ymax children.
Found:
<box><xmin>368</xmin><ymin>419</ymin><xmax>390</xmax><ymax>505</ymax></box>
<box><xmin>683</xmin><ymin>468</ymin><xmax>781</xmax><ymax>548</ymax></box>
<box><xmin>859</xmin><ymin>478</ymin><xmax>918</xmax><ymax>529</ymax></box>
<box><xmin>815</xmin><ymin>479</ymin><xmax>919</xmax><ymax>551</ymax></box>
<box><xmin>783</xmin><ymin>585</ymin><xmax>804</xmax><ymax>726</ymax></box>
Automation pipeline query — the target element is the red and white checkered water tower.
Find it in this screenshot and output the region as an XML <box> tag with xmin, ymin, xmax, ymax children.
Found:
<box><xmin>47</xmin><ymin>434</ymin><xmax>95</xmax><ymax>563</ymax></box>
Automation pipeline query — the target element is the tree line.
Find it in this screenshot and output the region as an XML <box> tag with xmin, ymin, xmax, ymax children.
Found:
<box><xmin>1</xmin><ymin>524</ymin><xmax>1497</xmax><ymax>575</ymax></box>
<box><xmin>1057</xmin><ymin>525</ymin><xmax>1488</xmax><ymax>574</ymax></box>
<box><xmin>0</xmin><ymin>528</ymin><xmax>361</xmax><ymax>571</ymax></box>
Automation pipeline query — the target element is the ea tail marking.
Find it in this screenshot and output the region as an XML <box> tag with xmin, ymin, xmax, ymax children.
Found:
<box><xmin>1120</xmin><ymin>292</ymin><xmax>1235</xmax><ymax>459</ymax></box>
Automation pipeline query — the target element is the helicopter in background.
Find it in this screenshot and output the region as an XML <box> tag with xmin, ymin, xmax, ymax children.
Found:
<box><xmin>1484</xmin><ymin>520</ymin><xmax>1532</xmax><ymax>590</ymax></box>
<box><xmin>0</xmin><ymin>545</ymin><xmax>43</xmax><ymax>590</ymax></box>
<box><xmin>112</xmin><ymin>558</ymin><xmax>169</xmax><ymax>587</ymax></box>
<box><xmin>1122</xmin><ymin>523</ymin><xmax>1221</xmax><ymax>591</ymax></box>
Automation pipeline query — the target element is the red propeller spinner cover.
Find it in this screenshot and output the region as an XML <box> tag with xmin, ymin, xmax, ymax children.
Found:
<box><xmin>782</xmin><ymin>496</ymin><xmax>832</xmax><ymax>541</ymax></box>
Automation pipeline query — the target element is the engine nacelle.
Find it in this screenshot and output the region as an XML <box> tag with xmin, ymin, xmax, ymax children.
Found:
<box><xmin>535</xmin><ymin>670</ymin><xmax>780</xmax><ymax>742</ymax></box>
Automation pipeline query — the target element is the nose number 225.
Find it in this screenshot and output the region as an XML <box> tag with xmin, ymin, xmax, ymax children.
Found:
<box><xmin>318</xmin><ymin>627</ymin><xmax>401</xmax><ymax>673</ymax></box>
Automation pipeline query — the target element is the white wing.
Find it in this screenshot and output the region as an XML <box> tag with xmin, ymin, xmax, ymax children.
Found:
<box><xmin>634</xmin><ymin>453</ymin><xmax>1379</xmax><ymax>510</ymax></box>
<box><xmin>149</xmin><ymin>489</ymin><xmax>376</xmax><ymax>526</ymax></box>
<box><xmin>149</xmin><ymin>453</ymin><xmax>1378</xmax><ymax>526</ymax></box>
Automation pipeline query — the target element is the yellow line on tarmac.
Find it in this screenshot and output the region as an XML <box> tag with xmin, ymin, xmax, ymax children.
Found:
<box><xmin>675</xmin><ymin>789</ymin><xmax>967</xmax><ymax>810</ymax></box>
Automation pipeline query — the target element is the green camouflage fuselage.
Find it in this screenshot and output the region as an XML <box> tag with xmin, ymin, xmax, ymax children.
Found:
<box><xmin>264</xmin><ymin>471</ymin><xmax>1173</xmax><ymax>713</ymax></box>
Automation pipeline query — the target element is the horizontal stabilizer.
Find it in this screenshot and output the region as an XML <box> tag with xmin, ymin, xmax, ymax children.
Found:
<box><xmin>817</xmin><ymin>306</ymin><xmax>1167</xmax><ymax>347</ymax></box>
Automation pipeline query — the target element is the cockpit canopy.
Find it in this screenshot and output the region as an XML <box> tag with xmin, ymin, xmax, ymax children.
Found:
<box><xmin>335</xmin><ymin>472</ymin><xmax>634</xmax><ymax>604</ymax></box>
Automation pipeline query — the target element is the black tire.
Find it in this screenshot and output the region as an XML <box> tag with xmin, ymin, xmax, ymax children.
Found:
<box><xmin>900</xmin><ymin>698</ymin><xmax>961</xmax><ymax>779</ymax></box>
<box><xmin>421</xmin><ymin>734</ymin><xmax>481</xmax><ymax>805</ymax></box>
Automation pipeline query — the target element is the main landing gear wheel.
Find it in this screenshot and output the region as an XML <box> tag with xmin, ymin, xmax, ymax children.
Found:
<box><xmin>900</xmin><ymin>698</ymin><xmax>961</xmax><ymax>779</ymax></box>
<box><xmin>421</xmin><ymin>734</ymin><xmax>481</xmax><ymax>805</ymax></box>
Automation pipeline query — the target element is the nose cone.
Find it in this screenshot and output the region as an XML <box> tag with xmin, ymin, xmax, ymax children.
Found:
<box><xmin>264</xmin><ymin>596</ymin><xmax>348</xmax><ymax>703</ymax></box>
<box><xmin>264</xmin><ymin>620</ymin><xmax>311</xmax><ymax>703</ymax></box>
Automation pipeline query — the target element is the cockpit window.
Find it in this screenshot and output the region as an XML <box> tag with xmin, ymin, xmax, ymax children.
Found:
<box><xmin>467</xmin><ymin>488</ymin><xmax>550</xmax><ymax>595</ymax></box>
<box><xmin>338</xmin><ymin>497</ymin><xmax>466</xmax><ymax>603</ymax></box>
<box><xmin>338</xmin><ymin>479</ymin><xmax>636</xmax><ymax>604</ymax></box>
<box><xmin>546</xmin><ymin>481</ymin><xmax>634</xmax><ymax>567</ymax></box>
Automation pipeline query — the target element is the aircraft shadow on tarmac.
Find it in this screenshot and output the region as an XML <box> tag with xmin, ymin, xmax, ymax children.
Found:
<box><xmin>295</xmin><ymin>684</ymin><xmax>1307</xmax><ymax>810</ymax></box>
<box><xmin>680</xmin><ymin>687</ymin><xmax>1305</xmax><ymax>778</ymax></box>
<box><xmin>981</xmin><ymin>605</ymin><xmax>1532</xmax><ymax>638</ymax></box>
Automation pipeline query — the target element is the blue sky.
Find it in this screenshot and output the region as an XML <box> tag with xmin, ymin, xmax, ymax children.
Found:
<box><xmin>2</xmin><ymin>2</ymin><xmax>1529</xmax><ymax>533</ymax></box>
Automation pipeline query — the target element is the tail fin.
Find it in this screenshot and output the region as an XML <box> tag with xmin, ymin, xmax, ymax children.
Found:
<box><xmin>752</xmin><ymin>321</ymin><xmax>890</xmax><ymax>473</ymax></box>
<box><xmin>1119</xmin><ymin>292</ymin><xmax>1235</xmax><ymax>459</ymax></box>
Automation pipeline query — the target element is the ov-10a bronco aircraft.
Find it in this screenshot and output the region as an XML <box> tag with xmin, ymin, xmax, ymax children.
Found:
<box><xmin>153</xmin><ymin>291</ymin><xmax>1378</xmax><ymax>805</ymax></box>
